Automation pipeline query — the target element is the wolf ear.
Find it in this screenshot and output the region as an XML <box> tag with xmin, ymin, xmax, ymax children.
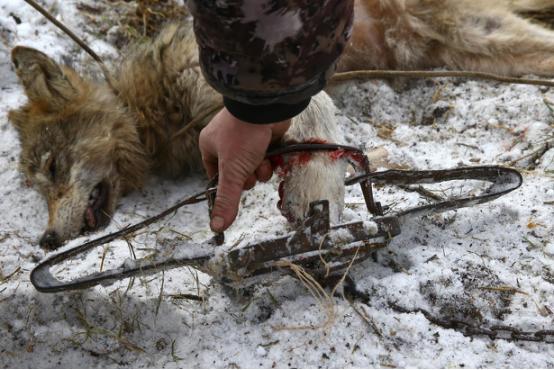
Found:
<box><xmin>12</xmin><ymin>46</ymin><xmax>77</xmax><ymax>111</ymax></box>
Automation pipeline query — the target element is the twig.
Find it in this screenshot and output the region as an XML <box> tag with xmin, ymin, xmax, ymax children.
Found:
<box><xmin>456</xmin><ymin>142</ymin><xmax>482</xmax><ymax>152</ymax></box>
<box><xmin>187</xmin><ymin>267</ymin><xmax>202</xmax><ymax>298</ymax></box>
<box><xmin>388</xmin><ymin>301</ymin><xmax>554</xmax><ymax>344</ymax></box>
<box><xmin>1</xmin><ymin>267</ymin><xmax>21</xmax><ymax>284</ymax></box>
<box><xmin>99</xmin><ymin>246</ymin><xmax>110</xmax><ymax>272</ymax></box>
<box><xmin>123</xmin><ymin>237</ymin><xmax>137</xmax><ymax>260</ymax></box>
<box><xmin>347</xmin><ymin>298</ymin><xmax>383</xmax><ymax>338</ymax></box>
<box><xmin>22</xmin><ymin>0</ymin><xmax>118</xmax><ymax>93</ymax></box>
<box><xmin>171</xmin><ymin>339</ymin><xmax>184</xmax><ymax>362</ymax></box>
<box><xmin>167</xmin><ymin>229</ymin><xmax>192</xmax><ymax>241</ymax></box>
<box><xmin>171</xmin><ymin>103</ymin><xmax>223</xmax><ymax>142</ymax></box>
<box><xmin>425</xmin><ymin>254</ymin><xmax>439</xmax><ymax>263</ymax></box>
<box><xmin>398</xmin><ymin>184</ymin><xmax>444</xmax><ymax>201</ymax></box>
<box><xmin>544</xmin><ymin>97</ymin><xmax>554</xmax><ymax>116</ymax></box>
<box><xmin>331</xmin><ymin>69</ymin><xmax>554</xmax><ymax>88</ymax></box>
<box><xmin>479</xmin><ymin>286</ymin><xmax>528</xmax><ymax>296</ymax></box>
<box><xmin>523</xmin><ymin>235</ymin><xmax>543</xmax><ymax>250</ymax></box>
<box><xmin>155</xmin><ymin>271</ymin><xmax>165</xmax><ymax>319</ymax></box>
<box><xmin>124</xmin><ymin>237</ymin><xmax>137</xmax><ymax>293</ymax></box>
<box><xmin>166</xmin><ymin>293</ymin><xmax>204</xmax><ymax>302</ymax></box>
<box><xmin>509</xmin><ymin>141</ymin><xmax>553</xmax><ymax>167</ymax></box>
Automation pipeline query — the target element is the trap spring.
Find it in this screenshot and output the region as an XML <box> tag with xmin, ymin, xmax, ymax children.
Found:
<box><xmin>30</xmin><ymin>143</ymin><xmax>522</xmax><ymax>293</ymax></box>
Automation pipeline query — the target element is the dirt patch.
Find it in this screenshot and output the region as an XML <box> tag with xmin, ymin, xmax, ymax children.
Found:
<box><xmin>419</xmin><ymin>262</ymin><xmax>513</xmax><ymax>325</ymax></box>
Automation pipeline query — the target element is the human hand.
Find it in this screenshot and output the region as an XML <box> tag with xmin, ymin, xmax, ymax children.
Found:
<box><xmin>199</xmin><ymin>108</ymin><xmax>291</xmax><ymax>232</ymax></box>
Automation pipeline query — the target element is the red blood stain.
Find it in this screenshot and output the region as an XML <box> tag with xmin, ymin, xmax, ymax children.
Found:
<box><xmin>269</xmin><ymin>139</ymin><xmax>369</xmax><ymax>222</ymax></box>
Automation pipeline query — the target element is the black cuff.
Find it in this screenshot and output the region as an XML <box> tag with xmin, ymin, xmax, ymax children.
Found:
<box><xmin>223</xmin><ymin>97</ymin><xmax>311</xmax><ymax>124</ymax></box>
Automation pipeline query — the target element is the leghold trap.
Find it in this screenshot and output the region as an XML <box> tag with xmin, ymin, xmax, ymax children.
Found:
<box><xmin>30</xmin><ymin>143</ymin><xmax>522</xmax><ymax>293</ymax></box>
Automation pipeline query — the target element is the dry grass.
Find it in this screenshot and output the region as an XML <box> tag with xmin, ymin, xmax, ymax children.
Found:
<box><xmin>272</xmin><ymin>260</ymin><xmax>336</xmax><ymax>332</ymax></box>
<box><xmin>77</xmin><ymin>0</ymin><xmax>188</xmax><ymax>49</ymax></box>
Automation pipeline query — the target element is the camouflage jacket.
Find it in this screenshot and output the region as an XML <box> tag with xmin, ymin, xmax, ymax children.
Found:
<box><xmin>187</xmin><ymin>0</ymin><xmax>354</xmax><ymax>123</ymax></box>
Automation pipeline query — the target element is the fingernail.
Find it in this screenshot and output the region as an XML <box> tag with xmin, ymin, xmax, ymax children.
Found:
<box><xmin>211</xmin><ymin>216</ymin><xmax>225</xmax><ymax>232</ymax></box>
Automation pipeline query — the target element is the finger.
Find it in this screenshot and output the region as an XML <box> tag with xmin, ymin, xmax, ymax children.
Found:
<box><xmin>202</xmin><ymin>155</ymin><xmax>218</xmax><ymax>180</ymax></box>
<box><xmin>255</xmin><ymin>159</ymin><xmax>273</xmax><ymax>182</ymax></box>
<box><xmin>199</xmin><ymin>129</ymin><xmax>219</xmax><ymax>179</ymax></box>
<box><xmin>210</xmin><ymin>170</ymin><xmax>244</xmax><ymax>232</ymax></box>
<box><xmin>243</xmin><ymin>175</ymin><xmax>257</xmax><ymax>190</ymax></box>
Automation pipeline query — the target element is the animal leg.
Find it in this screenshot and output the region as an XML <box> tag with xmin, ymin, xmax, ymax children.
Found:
<box><xmin>434</xmin><ymin>7</ymin><xmax>554</xmax><ymax>76</ymax></box>
<box><xmin>509</xmin><ymin>0</ymin><xmax>554</xmax><ymax>12</ymax></box>
<box><xmin>277</xmin><ymin>92</ymin><xmax>347</xmax><ymax>225</ymax></box>
<box><xmin>343</xmin><ymin>0</ymin><xmax>554</xmax><ymax>76</ymax></box>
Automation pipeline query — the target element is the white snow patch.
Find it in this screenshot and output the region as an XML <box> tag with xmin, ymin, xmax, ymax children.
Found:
<box><xmin>1</xmin><ymin>1</ymin><xmax>554</xmax><ymax>368</ymax></box>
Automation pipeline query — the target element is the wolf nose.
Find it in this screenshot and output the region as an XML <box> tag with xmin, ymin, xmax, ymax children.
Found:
<box><xmin>39</xmin><ymin>230</ymin><xmax>61</xmax><ymax>250</ymax></box>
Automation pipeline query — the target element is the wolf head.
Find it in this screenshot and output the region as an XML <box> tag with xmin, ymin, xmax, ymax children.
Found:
<box><xmin>9</xmin><ymin>47</ymin><xmax>149</xmax><ymax>250</ymax></box>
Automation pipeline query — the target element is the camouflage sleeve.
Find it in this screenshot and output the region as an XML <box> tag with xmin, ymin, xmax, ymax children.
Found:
<box><xmin>187</xmin><ymin>0</ymin><xmax>354</xmax><ymax>124</ymax></box>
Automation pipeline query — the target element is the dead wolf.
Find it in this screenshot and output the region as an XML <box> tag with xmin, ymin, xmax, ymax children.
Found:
<box><xmin>9</xmin><ymin>0</ymin><xmax>554</xmax><ymax>249</ymax></box>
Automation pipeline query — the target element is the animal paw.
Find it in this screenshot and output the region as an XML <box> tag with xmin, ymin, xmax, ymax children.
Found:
<box><xmin>274</xmin><ymin>92</ymin><xmax>347</xmax><ymax>225</ymax></box>
<box><xmin>273</xmin><ymin>150</ymin><xmax>346</xmax><ymax>225</ymax></box>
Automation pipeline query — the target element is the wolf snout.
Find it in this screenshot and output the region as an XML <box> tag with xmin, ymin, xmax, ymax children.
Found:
<box><xmin>39</xmin><ymin>230</ymin><xmax>62</xmax><ymax>250</ymax></box>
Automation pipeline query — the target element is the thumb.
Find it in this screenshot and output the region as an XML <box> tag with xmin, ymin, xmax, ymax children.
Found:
<box><xmin>210</xmin><ymin>165</ymin><xmax>246</xmax><ymax>232</ymax></box>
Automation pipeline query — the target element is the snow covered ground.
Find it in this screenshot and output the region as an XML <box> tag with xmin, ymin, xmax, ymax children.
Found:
<box><xmin>1</xmin><ymin>0</ymin><xmax>554</xmax><ymax>367</ymax></box>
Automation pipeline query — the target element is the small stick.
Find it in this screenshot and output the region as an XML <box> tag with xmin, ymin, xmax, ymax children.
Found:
<box><xmin>347</xmin><ymin>299</ymin><xmax>383</xmax><ymax>338</ymax></box>
<box><xmin>509</xmin><ymin>141</ymin><xmax>553</xmax><ymax>167</ymax></box>
<box><xmin>0</xmin><ymin>266</ymin><xmax>21</xmax><ymax>284</ymax></box>
<box><xmin>479</xmin><ymin>286</ymin><xmax>528</xmax><ymax>295</ymax></box>
<box><xmin>331</xmin><ymin>70</ymin><xmax>554</xmax><ymax>88</ymax></box>
<box><xmin>398</xmin><ymin>184</ymin><xmax>444</xmax><ymax>202</ymax></box>
<box><xmin>23</xmin><ymin>0</ymin><xmax>102</xmax><ymax>64</ymax></box>
<box><xmin>23</xmin><ymin>0</ymin><xmax>118</xmax><ymax>93</ymax></box>
<box><xmin>171</xmin><ymin>103</ymin><xmax>223</xmax><ymax>142</ymax></box>
<box><xmin>166</xmin><ymin>293</ymin><xmax>204</xmax><ymax>302</ymax></box>
<box><xmin>155</xmin><ymin>271</ymin><xmax>165</xmax><ymax>318</ymax></box>
<box><xmin>99</xmin><ymin>246</ymin><xmax>109</xmax><ymax>272</ymax></box>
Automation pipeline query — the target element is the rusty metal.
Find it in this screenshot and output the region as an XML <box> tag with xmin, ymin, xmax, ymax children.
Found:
<box><xmin>30</xmin><ymin>143</ymin><xmax>522</xmax><ymax>293</ymax></box>
<box><xmin>206</xmin><ymin>176</ymin><xmax>225</xmax><ymax>246</ymax></box>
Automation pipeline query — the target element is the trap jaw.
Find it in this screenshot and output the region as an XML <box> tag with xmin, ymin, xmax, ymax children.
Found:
<box><xmin>30</xmin><ymin>144</ymin><xmax>523</xmax><ymax>293</ymax></box>
<box><xmin>218</xmin><ymin>200</ymin><xmax>400</xmax><ymax>288</ymax></box>
<box><xmin>215</xmin><ymin>145</ymin><xmax>396</xmax><ymax>287</ymax></box>
<box><xmin>30</xmin><ymin>201</ymin><xmax>399</xmax><ymax>293</ymax></box>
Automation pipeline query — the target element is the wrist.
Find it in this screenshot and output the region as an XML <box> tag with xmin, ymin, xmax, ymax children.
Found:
<box><xmin>223</xmin><ymin>108</ymin><xmax>290</xmax><ymax>142</ymax></box>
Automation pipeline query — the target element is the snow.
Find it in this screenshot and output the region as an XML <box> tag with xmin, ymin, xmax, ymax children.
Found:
<box><xmin>1</xmin><ymin>0</ymin><xmax>554</xmax><ymax>368</ymax></box>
